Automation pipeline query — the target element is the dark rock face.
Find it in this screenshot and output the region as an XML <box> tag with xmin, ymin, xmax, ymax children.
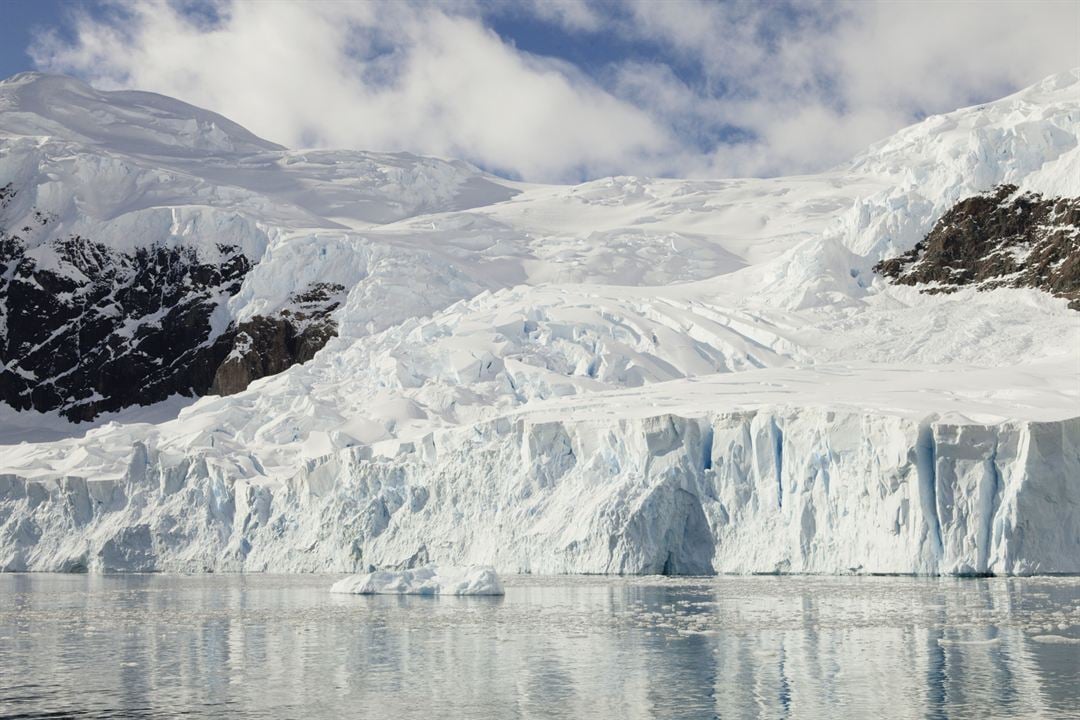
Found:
<box><xmin>211</xmin><ymin>283</ymin><xmax>343</xmax><ymax>396</ymax></box>
<box><xmin>0</xmin><ymin>186</ymin><xmax>342</xmax><ymax>420</ymax></box>
<box><xmin>875</xmin><ymin>184</ymin><xmax>1080</xmax><ymax>309</ymax></box>
<box><xmin>0</xmin><ymin>234</ymin><xmax>249</xmax><ymax>421</ymax></box>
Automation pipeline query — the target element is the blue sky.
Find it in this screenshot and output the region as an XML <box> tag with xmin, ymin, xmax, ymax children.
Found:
<box><xmin>0</xmin><ymin>0</ymin><xmax>69</xmax><ymax>78</ymax></box>
<box><xmin>5</xmin><ymin>0</ymin><xmax>1078</xmax><ymax>182</ymax></box>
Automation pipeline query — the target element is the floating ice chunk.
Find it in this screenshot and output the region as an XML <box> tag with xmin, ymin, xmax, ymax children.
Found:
<box><xmin>330</xmin><ymin>565</ymin><xmax>505</xmax><ymax>596</ymax></box>
<box><xmin>1030</xmin><ymin>634</ymin><xmax>1080</xmax><ymax>644</ymax></box>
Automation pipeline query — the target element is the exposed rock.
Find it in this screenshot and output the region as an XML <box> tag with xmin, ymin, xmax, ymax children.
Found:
<box><xmin>210</xmin><ymin>283</ymin><xmax>344</xmax><ymax>396</ymax></box>
<box><xmin>875</xmin><ymin>184</ymin><xmax>1080</xmax><ymax>309</ymax></box>
<box><xmin>0</xmin><ymin>230</ymin><xmax>249</xmax><ymax>420</ymax></box>
<box><xmin>0</xmin><ymin>194</ymin><xmax>343</xmax><ymax>419</ymax></box>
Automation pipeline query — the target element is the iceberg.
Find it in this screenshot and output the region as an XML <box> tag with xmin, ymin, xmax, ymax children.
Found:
<box><xmin>330</xmin><ymin>565</ymin><xmax>505</xmax><ymax>596</ymax></box>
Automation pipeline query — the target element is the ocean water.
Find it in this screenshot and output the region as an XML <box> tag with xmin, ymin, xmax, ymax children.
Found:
<box><xmin>1</xmin><ymin>573</ymin><xmax>1078</xmax><ymax>719</ymax></box>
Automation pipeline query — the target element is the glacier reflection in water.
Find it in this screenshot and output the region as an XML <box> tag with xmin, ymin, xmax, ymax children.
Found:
<box><xmin>1</xmin><ymin>574</ymin><xmax>1078</xmax><ymax>719</ymax></box>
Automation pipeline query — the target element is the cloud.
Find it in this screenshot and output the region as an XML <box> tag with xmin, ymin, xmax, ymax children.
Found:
<box><xmin>596</xmin><ymin>0</ymin><xmax>1080</xmax><ymax>176</ymax></box>
<box><xmin>30</xmin><ymin>0</ymin><xmax>1080</xmax><ymax>182</ymax></box>
<box><xmin>31</xmin><ymin>0</ymin><xmax>675</xmax><ymax>181</ymax></box>
<box><xmin>513</xmin><ymin>0</ymin><xmax>605</xmax><ymax>33</ymax></box>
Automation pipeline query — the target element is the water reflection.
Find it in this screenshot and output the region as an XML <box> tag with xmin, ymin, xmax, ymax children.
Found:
<box><xmin>0</xmin><ymin>574</ymin><xmax>1077</xmax><ymax>719</ymax></box>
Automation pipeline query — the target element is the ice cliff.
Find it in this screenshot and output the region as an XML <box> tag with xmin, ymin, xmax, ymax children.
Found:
<box><xmin>1</xmin><ymin>394</ymin><xmax>1077</xmax><ymax>575</ymax></box>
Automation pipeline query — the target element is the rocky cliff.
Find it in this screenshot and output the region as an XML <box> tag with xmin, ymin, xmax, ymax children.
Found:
<box><xmin>875</xmin><ymin>184</ymin><xmax>1080</xmax><ymax>309</ymax></box>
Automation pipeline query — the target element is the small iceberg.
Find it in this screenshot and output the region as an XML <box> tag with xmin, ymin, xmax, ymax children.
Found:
<box><xmin>330</xmin><ymin>565</ymin><xmax>505</xmax><ymax>596</ymax></box>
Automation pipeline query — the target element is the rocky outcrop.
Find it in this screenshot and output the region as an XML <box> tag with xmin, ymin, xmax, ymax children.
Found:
<box><xmin>875</xmin><ymin>184</ymin><xmax>1080</xmax><ymax>308</ymax></box>
<box><xmin>0</xmin><ymin>205</ymin><xmax>250</xmax><ymax>420</ymax></box>
<box><xmin>0</xmin><ymin>186</ymin><xmax>342</xmax><ymax>420</ymax></box>
<box><xmin>211</xmin><ymin>283</ymin><xmax>344</xmax><ymax>396</ymax></box>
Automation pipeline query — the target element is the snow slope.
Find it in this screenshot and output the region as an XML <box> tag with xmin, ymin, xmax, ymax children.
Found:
<box><xmin>1</xmin><ymin>70</ymin><xmax>1078</xmax><ymax>575</ymax></box>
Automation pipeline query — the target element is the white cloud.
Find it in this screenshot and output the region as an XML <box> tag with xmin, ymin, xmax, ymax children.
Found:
<box><xmin>608</xmin><ymin>0</ymin><xmax>1080</xmax><ymax>176</ymax></box>
<box><xmin>32</xmin><ymin>0</ymin><xmax>675</xmax><ymax>181</ymax></box>
<box><xmin>515</xmin><ymin>0</ymin><xmax>605</xmax><ymax>33</ymax></box>
<box><xmin>30</xmin><ymin>0</ymin><xmax>1080</xmax><ymax>182</ymax></box>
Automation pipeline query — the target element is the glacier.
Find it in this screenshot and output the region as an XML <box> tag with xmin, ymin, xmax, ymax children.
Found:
<box><xmin>1</xmin><ymin>364</ymin><xmax>1077</xmax><ymax>575</ymax></box>
<box><xmin>0</xmin><ymin>70</ymin><xmax>1078</xmax><ymax>576</ymax></box>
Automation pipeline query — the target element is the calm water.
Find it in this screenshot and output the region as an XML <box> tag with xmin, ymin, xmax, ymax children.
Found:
<box><xmin>1</xmin><ymin>574</ymin><xmax>1078</xmax><ymax>719</ymax></box>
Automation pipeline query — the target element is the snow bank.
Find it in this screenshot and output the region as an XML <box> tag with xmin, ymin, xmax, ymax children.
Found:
<box><xmin>330</xmin><ymin>565</ymin><xmax>504</xmax><ymax>596</ymax></box>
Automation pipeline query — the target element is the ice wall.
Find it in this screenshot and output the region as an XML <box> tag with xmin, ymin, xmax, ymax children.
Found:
<box><xmin>2</xmin><ymin>408</ymin><xmax>1075</xmax><ymax>575</ymax></box>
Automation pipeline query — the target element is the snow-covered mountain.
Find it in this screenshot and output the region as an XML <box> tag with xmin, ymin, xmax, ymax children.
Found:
<box><xmin>0</xmin><ymin>70</ymin><xmax>1077</xmax><ymax>575</ymax></box>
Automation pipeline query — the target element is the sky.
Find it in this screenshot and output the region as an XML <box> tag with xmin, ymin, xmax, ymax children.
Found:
<box><xmin>2</xmin><ymin>0</ymin><xmax>1078</xmax><ymax>183</ymax></box>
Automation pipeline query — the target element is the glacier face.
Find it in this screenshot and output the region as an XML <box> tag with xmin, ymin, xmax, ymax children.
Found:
<box><xmin>2</xmin><ymin>398</ymin><xmax>1077</xmax><ymax>576</ymax></box>
<box><xmin>0</xmin><ymin>71</ymin><xmax>1079</xmax><ymax>575</ymax></box>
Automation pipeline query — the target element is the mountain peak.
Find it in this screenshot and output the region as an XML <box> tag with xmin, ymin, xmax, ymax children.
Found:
<box><xmin>1</xmin><ymin>70</ymin><xmax>86</xmax><ymax>87</ymax></box>
<box><xmin>0</xmin><ymin>71</ymin><xmax>283</xmax><ymax>156</ymax></box>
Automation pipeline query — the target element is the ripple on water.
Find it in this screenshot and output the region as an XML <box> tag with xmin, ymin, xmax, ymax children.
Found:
<box><xmin>0</xmin><ymin>574</ymin><xmax>1078</xmax><ymax>719</ymax></box>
